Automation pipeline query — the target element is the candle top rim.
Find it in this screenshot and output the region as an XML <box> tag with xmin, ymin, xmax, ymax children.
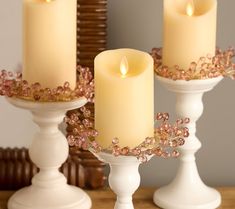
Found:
<box><xmin>165</xmin><ymin>0</ymin><xmax>217</xmax><ymax>17</ymax></box>
<box><xmin>95</xmin><ymin>48</ymin><xmax>153</xmax><ymax>78</ymax></box>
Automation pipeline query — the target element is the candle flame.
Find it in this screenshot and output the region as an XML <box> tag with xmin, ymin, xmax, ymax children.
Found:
<box><xmin>186</xmin><ymin>0</ymin><xmax>195</xmax><ymax>16</ymax></box>
<box><xmin>45</xmin><ymin>0</ymin><xmax>52</xmax><ymax>2</ymax></box>
<box><xmin>120</xmin><ymin>57</ymin><xmax>129</xmax><ymax>78</ymax></box>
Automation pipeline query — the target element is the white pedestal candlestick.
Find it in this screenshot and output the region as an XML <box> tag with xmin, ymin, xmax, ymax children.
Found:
<box><xmin>7</xmin><ymin>97</ymin><xmax>91</xmax><ymax>209</ymax></box>
<box><xmin>94</xmin><ymin>152</ymin><xmax>141</xmax><ymax>209</ymax></box>
<box><xmin>154</xmin><ymin>76</ymin><xmax>223</xmax><ymax>209</ymax></box>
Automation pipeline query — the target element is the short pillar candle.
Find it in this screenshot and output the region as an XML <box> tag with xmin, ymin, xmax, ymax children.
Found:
<box><xmin>163</xmin><ymin>0</ymin><xmax>217</xmax><ymax>71</ymax></box>
<box><xmin>95</xmin><ymin>49</ymin><xmax>154</xmax><ymax>148</ymax></box>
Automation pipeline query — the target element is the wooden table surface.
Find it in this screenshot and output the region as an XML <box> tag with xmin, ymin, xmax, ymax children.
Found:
<box><xmin>0</xmin><ymin>187</ymin><xmax>234</xmax><ymax>209</ymax></box>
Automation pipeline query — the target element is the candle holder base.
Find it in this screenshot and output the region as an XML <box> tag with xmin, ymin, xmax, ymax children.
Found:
<box><xmin>8</xmin><ymin>185</ymin><xmax>91</xmax><ymax>209</ymax></box>
<box><xmin>6</xmin><ymin>97</ymin><xmax>91</xmax><ymax>209</ymax></box>
<box><xmin>154</xmin><ymin>183</ymin><xmax>221</xmax><ymax>209</ymax></box>
<box><xmin>153</xmin><ymin>76</ymin><xmax>223</xmax><ymax>209</ymax></box>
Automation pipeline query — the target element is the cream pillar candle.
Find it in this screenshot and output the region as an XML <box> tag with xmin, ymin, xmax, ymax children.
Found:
<box><xmin>23</xmin><ymin>0</ymin><xmax>77</xmax><ymax>89</ymax></box>
<box><xmin>163</xmin><ymin>0</ymin><xmax>217</xmax><ymax>71</ymax></box>
<box><xmin>95</xmin><ymin>49</ymin><xmax>154</xmax><ymax>149</ymax></box>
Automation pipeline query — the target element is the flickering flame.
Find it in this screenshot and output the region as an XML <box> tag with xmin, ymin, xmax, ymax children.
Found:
<box><xmin>45</xmin><ymin>0</ymin><xmax>51</xmax><ymax>2</ymax></box>
<box><xmin>186</xmin><ymin>0</ymin><xmax>195</xmax><ymax>16</ymax></box>
<box><xmin>120</xmin><ymin>57</ymin><xmax>129</xmax><ymax>77</ymax></box>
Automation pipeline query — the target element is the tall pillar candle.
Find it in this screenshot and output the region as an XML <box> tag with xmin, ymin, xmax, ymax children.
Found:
<box><xmin>163</xmin><ymin>0</ymin><xmax>217</xmax><ymax>71</ymax></box>
<box><xmin>95</xmin><ymin>49</ymin><xmax>154</xmax><ymax>148</ymax></box>
<box><xmin>23</xmin><ymin>0</ymin><xmax>77</xmax><ymax>89</ymax></box>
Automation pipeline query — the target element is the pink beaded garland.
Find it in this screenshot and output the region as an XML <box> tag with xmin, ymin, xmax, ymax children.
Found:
<box><xmin>66</xmin><ymin>109</ymin><xmax>190</xmax><ymax>163</ymax></box>
<box><xmin>0</xmin><ymin>66</ymin><xmax>94</xmax><ymax>102</ymax></box>
<box><xmin>152</xmin><ymin>48</ymin><xmax>235</xmax><ymax>80</ymax></box>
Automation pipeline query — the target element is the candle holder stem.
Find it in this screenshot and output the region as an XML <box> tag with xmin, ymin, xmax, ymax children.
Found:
<box><xmin>154</xmin><ymin>76</ymin><xmax>223</xmax><ymax>209</ymax></box>
<box><xmin>95</xmin><ymin>152</ymin><xmax>141</xmax><ymax>209</ymax></box>
<box><xmin>7</xmin><ymin>97</ymin><xmax>91</xmax><ymax>209</ymax></box>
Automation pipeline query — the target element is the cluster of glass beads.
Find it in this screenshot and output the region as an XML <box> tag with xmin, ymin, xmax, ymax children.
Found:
<box><xmin>0</xmin><ymin>66</ymin><xmax>94</xmax><ymax>102</ymax></box>
<box><xmin>151</xmin><ymin>47</ymin><xmax>235</xmax><ymax>80</ymax></box>
<box><xmin>66</xmin><ymin>109</ymin><xmax>190</xmax><ymax>163</ymax></box>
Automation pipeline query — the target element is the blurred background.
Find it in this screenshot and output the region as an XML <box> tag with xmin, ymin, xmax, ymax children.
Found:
<box><xmin>0</xmin><ymin>0</ymin><xmax>234</xmax><ymax>187</ymax></box>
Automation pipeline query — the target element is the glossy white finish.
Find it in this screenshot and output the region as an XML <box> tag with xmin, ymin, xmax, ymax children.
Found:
<box><xmin>95</xmin><ymin>152</ymin><xmax>141</xmax><ymax>209</ymax></box>
<box><xmin>7</xmin><ymin>97</ymin><xmax>91</xmax><ymax>209</ymax></box>
<box><xmin>154</xmin><ymin>76</ymin><xmax>223</xmax><ymax>209</ymax></box>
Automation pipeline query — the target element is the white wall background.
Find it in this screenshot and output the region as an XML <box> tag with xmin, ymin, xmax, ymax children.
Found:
<box><xmin>0</xmin><ymin>1</ymin><xmax>36</xmax><ymax>148</ymax></box>
<box><xmin>0</xmin><ymin>0</ymin><xmax>235</xmax><ymax>186</ymax></box>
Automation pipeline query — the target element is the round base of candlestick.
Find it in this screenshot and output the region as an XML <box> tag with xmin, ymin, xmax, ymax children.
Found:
<box><xmin>6</xmin><ymin>97</ymin><xmax>91</xmax><ymax>209</ymax></box>
<box><xmin>153</xmin><ymin>76</ymin><xmax>223</xmax><ymax>209</ymax></box>
<box><xmin>8</xmin><ymin>185</ymin><xmax>91</xmax><ymax>209</ymax></box>
<box><xmin>154</xmin><ymin>185</ymin><xmax>221</xmax><ymax>209</ymax></box>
